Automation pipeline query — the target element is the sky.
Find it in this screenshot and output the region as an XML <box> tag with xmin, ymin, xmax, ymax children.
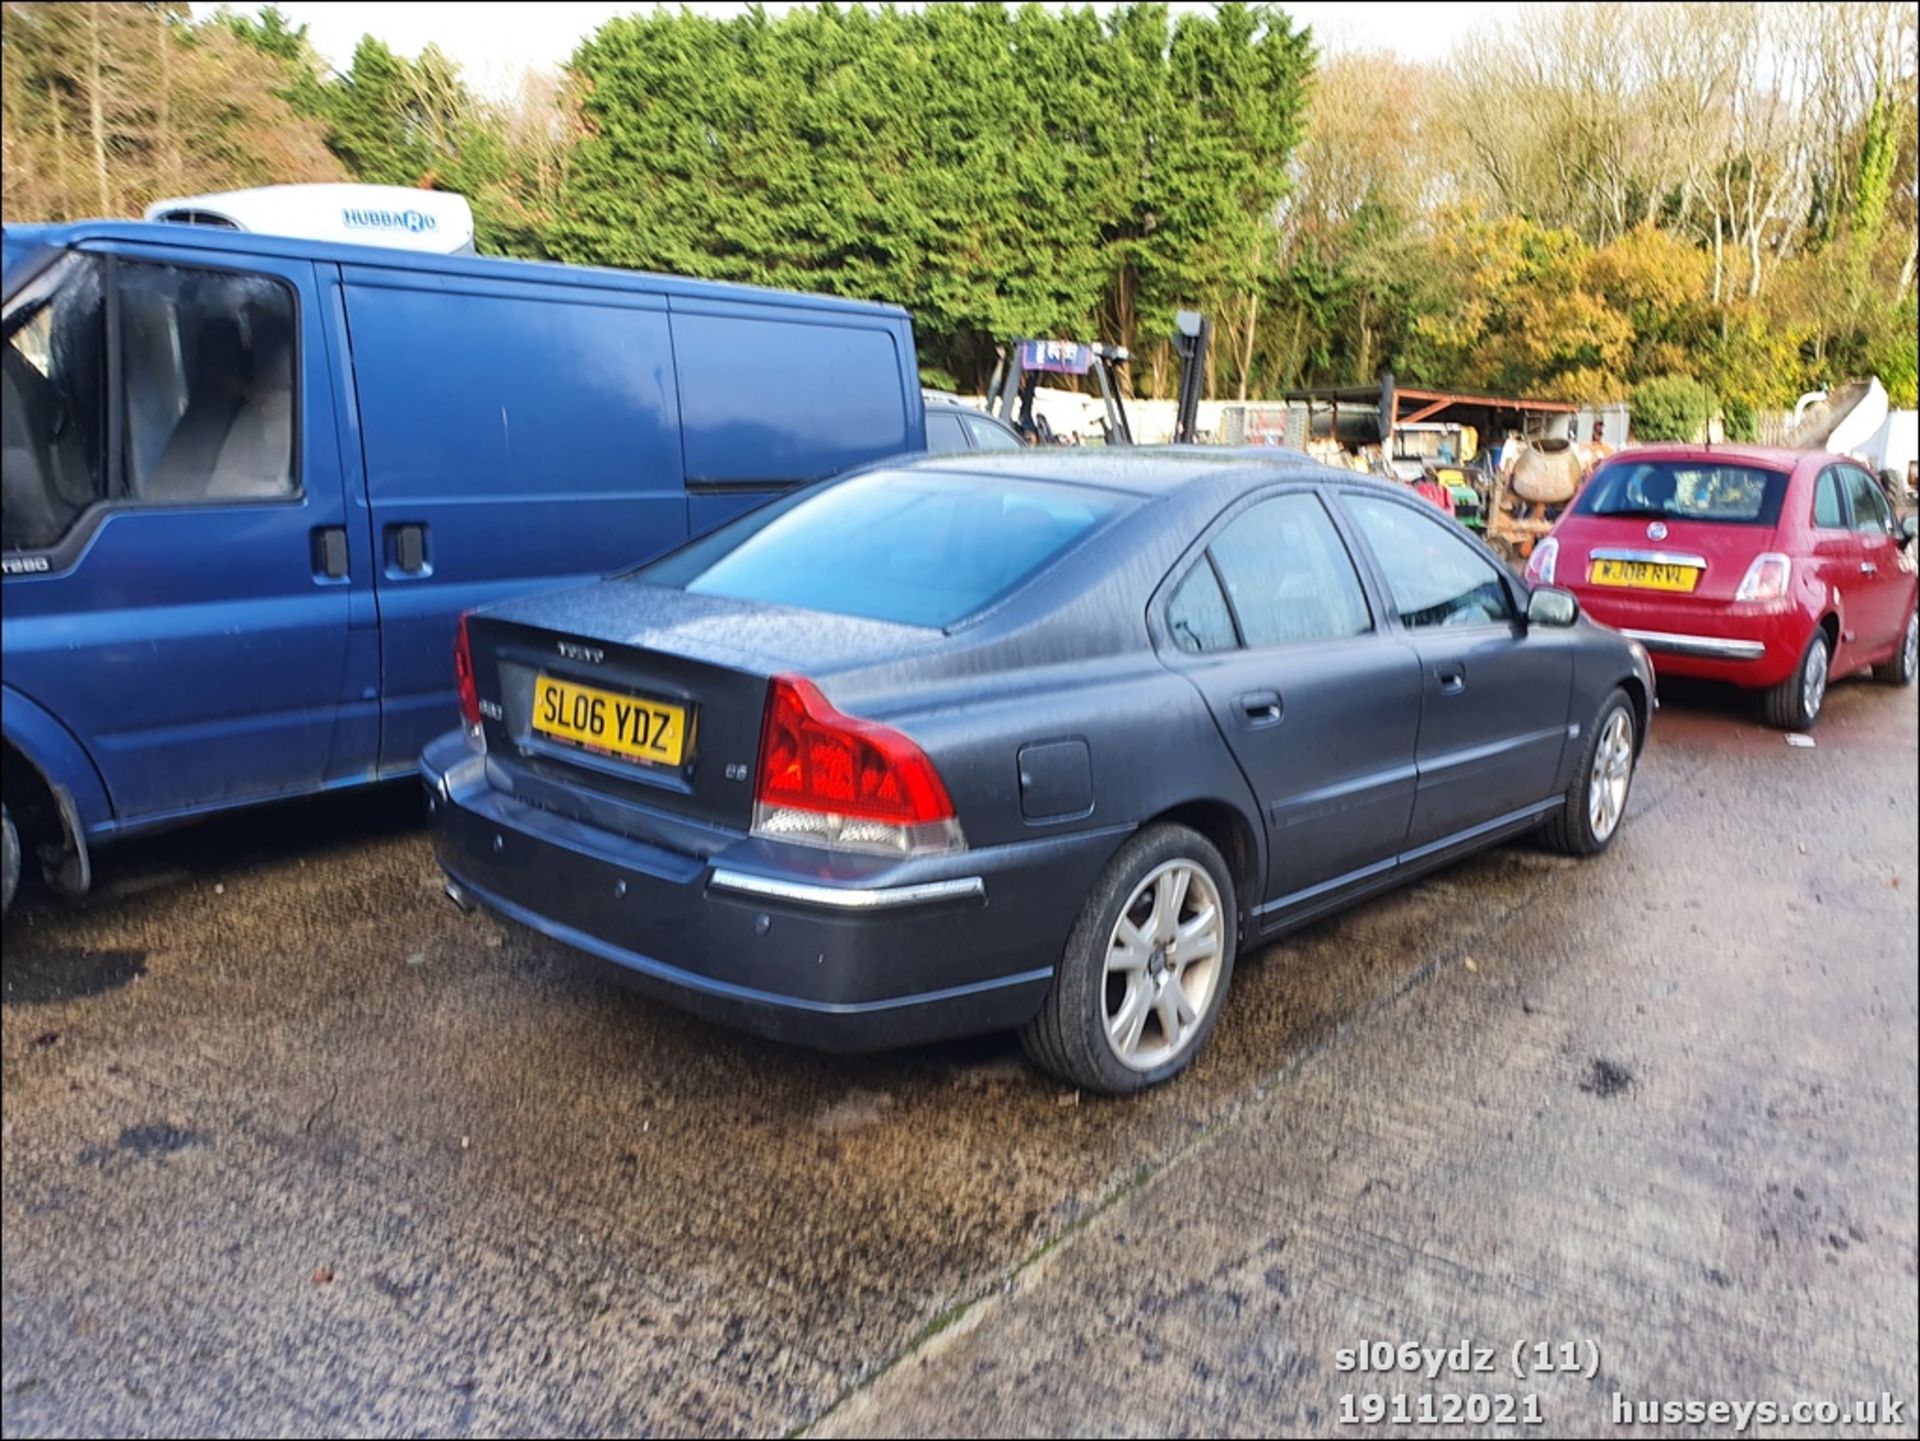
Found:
<box><xmin>192</xmin><ymin>1</ymin><xmax>1524</xmax><ymax>100</ymax></box>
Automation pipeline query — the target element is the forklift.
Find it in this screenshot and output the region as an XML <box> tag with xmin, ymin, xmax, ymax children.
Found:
<box><xmin>983</xmin><ymin>310</ymin><xmax>1210</xmax><ymax>446</ymax></box>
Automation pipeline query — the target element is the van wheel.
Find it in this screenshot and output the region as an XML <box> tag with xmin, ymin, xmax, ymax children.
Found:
<box><xmin>3</xmin><ymin>804</ymin><xmax>19</xmax><ymax>917</ymax></box>
<box><xmin>1873</xmin><ymin>608</ymin><xmax>1917</xmax><ymax>686</ymax></box>
<box><xmin>1020</xmin><ymin>824</ymin><xmax>1237</xmax><ymax>1095</ymax></box>
<box><xmin>1765</xmin><ymin>631</ymin><xmax>1829</xmax><ymax>731</ymax></box>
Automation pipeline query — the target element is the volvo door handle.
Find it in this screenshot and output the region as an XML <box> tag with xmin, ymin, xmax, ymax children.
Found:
<box><xmin>1437</xmin><ymin>668</ymin><xmax>1467</xmax><ymax>696</ymax></box>
<box><xmin>1236</xmin><ymin>690</ymin><xmax>1283</xmax><ymax>727</ymax></box>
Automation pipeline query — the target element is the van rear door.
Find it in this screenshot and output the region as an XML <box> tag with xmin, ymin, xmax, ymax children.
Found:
<box><xmin>2</xmin><ymin>241</ymin><xmax>357</xmax><ymax>823</ymax></box>
<box><xmin>341</xmin><ymin>268</ymin><xmax>689</xmax><ymax>772</ymax></box>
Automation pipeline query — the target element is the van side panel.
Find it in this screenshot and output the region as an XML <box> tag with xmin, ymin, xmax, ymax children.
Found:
<box><xmin>671</xmin><ymin>300</ymin><xmax>921</xmax><ymax>532</ymax></box>
<box><xmin>342</xmin><ymin>268</ymin><xmax>688</xmax><ymax>771</ymax></box>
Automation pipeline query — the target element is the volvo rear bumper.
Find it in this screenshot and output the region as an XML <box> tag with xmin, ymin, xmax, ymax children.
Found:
<box><xmin>421</xmin><ymin>731</ymin><xmax>1118</xmax><ymax>1051</ymax></box>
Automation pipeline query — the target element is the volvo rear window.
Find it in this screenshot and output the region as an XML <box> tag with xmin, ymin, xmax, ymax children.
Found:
<box><xmin>1574</xmin><ymin>459</ymin><xmax>1787</xmax><ymax>526</ymax></box>
<box><xmin>636</xmin><ymin>470</ymin><xmax>1129</xmax><ymax>628</ymax></box>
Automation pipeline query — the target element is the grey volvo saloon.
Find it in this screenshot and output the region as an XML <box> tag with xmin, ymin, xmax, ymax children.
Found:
<box><xmin>425</xmin><ymin>450</ymin><xmax>1654</xmax><ymax>1093</ymax></box>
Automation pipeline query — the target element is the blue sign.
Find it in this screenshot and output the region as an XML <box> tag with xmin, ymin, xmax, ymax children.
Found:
<box><xmin>341</xmin><ymin>207</ymin><xmax>439</xmax><ymax>235</ymax></box>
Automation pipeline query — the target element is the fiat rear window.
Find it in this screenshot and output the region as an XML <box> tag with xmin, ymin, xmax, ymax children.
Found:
<box><xmin>1574</xmin><ymin>459</ymin><xmax>1787</xmax><ymax>526</ymax></box>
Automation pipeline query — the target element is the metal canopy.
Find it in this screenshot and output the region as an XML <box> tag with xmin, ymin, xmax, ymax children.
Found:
<box><xmin>1391</xmin><ymin>387</ymin><xmax>1576</xmax><ymax>414</ymax></box>
<box><xmin>1279</xmin><ymin>372</ymin><xmax>1577</xmax><ymax>450</ymax></box>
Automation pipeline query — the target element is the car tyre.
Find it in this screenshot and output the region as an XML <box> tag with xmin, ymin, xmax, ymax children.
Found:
<box><xmin>1540</xmin><ymin>688</ymin><xmax>1636</xmax><ymax>857</ymax></box>
<box><xmin>2</xmin><ymin>803</ymin><xmax>19</xmax><ymax>917</ymax></box>
<box><xmin>1764</xmin><ymin>630</ymin><xmax>1830</xmax><ymax>731</ymax></box>
<box><xmin>1872</xmin><ymin>607</ymin><xmax>1917</xmax><ymax>687</ymax></box>
<box><xmin>1020</xmin><ymin>823</ymin><xmax>1237</xmax><ymax>1095</ymax></box>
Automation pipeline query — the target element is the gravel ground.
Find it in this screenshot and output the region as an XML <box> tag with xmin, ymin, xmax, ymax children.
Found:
<box><xmin>3</xmin><ymin>674</ymin><xmax>1915</xmax><ymax>1438</ymax></box>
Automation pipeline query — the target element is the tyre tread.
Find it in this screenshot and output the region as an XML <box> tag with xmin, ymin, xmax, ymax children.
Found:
<box><xmin>2</xmin><ymin>804</ymin><xmax>19</xmax><ymax>917</ymax></box>
<box><xmin>1764</xmin><ymin>633</ymin><xmax>1825</xmax><ymax>731</ymax></box>
<box><xmin>1871</xmin><ymin>610</ymin><xmax>1917</xmax><ymax>686</ymax></box>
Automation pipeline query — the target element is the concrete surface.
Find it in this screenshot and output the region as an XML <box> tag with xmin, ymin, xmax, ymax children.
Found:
<box><xmin>2</xmin><ymin>676</ymin><xmax>1914</xmax><ymax>1438</ymax></box>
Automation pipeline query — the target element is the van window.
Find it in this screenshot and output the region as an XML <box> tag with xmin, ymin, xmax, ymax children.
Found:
<box><xmin>673</xmin><ymin>311</ymin><xmax>911</xmax><ymax>487</ymax></box>
<box><xmin>3</xmin><ymin>256</ymin><xmax>106</xmax><ymax>551</ymax></box>
<box><xmin>118</xmin><ymin>263</ymin><xmax>297</xmax><ymax>502</ymax></box>
<box><xmin>4</xmin><ymin>255</ymin><xmax>296</xmax><ymax>554</ymax></box>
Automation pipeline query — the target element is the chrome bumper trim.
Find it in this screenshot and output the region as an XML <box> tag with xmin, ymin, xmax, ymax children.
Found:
<box><xmin>708</xmin><ymin>870</ymin><xmax>986</xmax><ymax>910</ymax></box>
<box><xmin>1591</xmin><ymin>547</ymin><xmax>1709</xmax><ymax>569</ymax></box>
<box><xmin>1622</xmin><ymin>628</ymin><xmax>1766</xmax><ymax>660</ymax></box>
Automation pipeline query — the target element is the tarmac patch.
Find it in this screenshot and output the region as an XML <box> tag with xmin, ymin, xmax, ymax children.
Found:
<box><xmin>78</xmin><ymin>1123</ymin><xmax>209</xmax><ymax>1167</ymax></box>
<box><xmin>3</xmin><ymin>947</ymin><xmax>147</xmax><ymax>1005</ymax></box>
<box><xmin>1578</xmin><ymin>1057</ymin><xmax>1635</xmax><ymax>1098</ymax></box>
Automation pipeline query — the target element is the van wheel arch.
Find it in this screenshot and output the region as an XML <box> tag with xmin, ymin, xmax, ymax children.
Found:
<box><xmin>1</xmin><ymin>740</ymin><xmax>91</xmax><ymax>900</ymax></box>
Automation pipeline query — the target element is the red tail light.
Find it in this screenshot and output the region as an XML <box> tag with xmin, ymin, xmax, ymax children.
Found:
<box><xmin>753</xmin><ymin>676</ymin><xmax>962</xmax><ymax>854</ymax></box>
<box><xmin>453</xmin><ymin>613</ymin><xmax>481</xmax><ymax>729</ymax></box>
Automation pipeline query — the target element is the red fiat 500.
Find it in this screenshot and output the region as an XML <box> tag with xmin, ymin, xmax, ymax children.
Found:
<box><xmin>1526</xmin><ymin>445</ymin><xmax>1918</xmax><ymax>729</ymax></box>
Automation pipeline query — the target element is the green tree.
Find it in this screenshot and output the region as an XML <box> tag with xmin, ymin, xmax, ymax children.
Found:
<box><xmin>217</xmin><ymin>1</ymin><xmax>328</xmax><ymax>115</ymax></box>
<box><xmin>548</xmin><ymin>2</ymin><xmax>1309</xmax><ymax>392</ymax></box>
<box><xmin>1631</xmin><ymin>374</ymin><xmax>1717</xmax><ymax>441</ymax></box>
<box><xmin>10</xmin><ymin>0</ymin><xmax>1909</xmax><ymax>411</ymax></box>
<box><xmin>1</xmin><ymin>0</ymin><xmax>341</xmax><ymax>223</ymax></box>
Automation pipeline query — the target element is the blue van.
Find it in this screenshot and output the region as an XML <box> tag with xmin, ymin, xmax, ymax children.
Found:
<box><xmin>0</xmin><ymin>203</ymin><xmax>924</xmax><ymax>911</ymax></box>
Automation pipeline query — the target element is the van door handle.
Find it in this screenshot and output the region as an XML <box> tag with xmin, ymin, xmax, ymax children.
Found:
<box><xmin>311</xmin><ymin>525</ymin><xmax>349</xmax><ymax>581</ymax></box>
<box><xmin>1437</xmin><ymin>667</ymin><xmax>1466</xmax><ymax>695</ymax></box>
<box><xmin>1236</xmin><ymin>690</ymin><xmax>1283</xmax><ymax>727</ymax></box>
<box><xmin>387</xmin><ymin>523</ymin><xmax>429</xmax><ymax>576</ymax></box>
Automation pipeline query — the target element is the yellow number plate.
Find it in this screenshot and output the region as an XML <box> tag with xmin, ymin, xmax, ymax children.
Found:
<box><xmin>1588</xmin><ymin>558</ymin><xmax>1700</xmax><ymax>592</ymax></box>
<box><xmin>532</xmin><ymin>674</ymin><xmax>689</xmax><ymax>767</ymax></box>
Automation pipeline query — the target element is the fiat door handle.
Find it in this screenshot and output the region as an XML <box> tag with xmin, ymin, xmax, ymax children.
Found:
<box><xmin>1236</xmin><ymin>690</ymin><xmax>1283</xmax><ymax>727</ymax></box>
<box><xmin>1437</xmin><ymin>667</ymin><xmax>1466</xmax><ymax>695</ymax></box>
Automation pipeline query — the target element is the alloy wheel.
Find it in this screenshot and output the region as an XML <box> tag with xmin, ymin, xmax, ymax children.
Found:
<box><xmin>1802</xmin><ymin>636</ymin><xmax>1829</xmax><ymax>723</ymax></box>
<box><xmin>1102</xmin><ymin>860</ymin><xmax>1225</xmax><ymax>1072</ymax></box>
<box><xmin>1587</xmin><ymin>708</ymin><xmax>1634</xmax><ymax>842</ymax></box>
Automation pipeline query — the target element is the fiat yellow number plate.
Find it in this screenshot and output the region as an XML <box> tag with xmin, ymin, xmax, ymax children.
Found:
<box><xmin>1587</xmin><ymin>558</ymin><xmax>1699</xmax><ymax>592</ymax></box>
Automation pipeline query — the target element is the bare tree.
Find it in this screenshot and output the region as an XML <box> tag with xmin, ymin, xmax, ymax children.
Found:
<box><xmin>2</xmin><ymin>2</ymin><xmax>341</xmax><ymax>225</ymax></box>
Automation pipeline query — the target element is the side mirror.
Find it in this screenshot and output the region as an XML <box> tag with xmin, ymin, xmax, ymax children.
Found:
<box><xmin>1527</xmin><ymin>586</ymin><xmax>1580</xmax><ymax>628</ymax></box>
<box><xmin>1900</xmin><ymin>514</ymin><xmax>1917</xmax><ymax>548</ymax></box>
